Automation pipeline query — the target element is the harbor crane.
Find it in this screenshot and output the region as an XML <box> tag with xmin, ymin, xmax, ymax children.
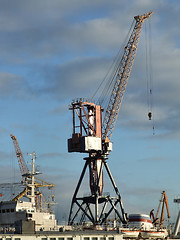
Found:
<box><xmin>150</xmin><ymin>191</ymin><xmax>170</xmax><ymax>228</ymax></box>
<box><xmin>10</xmin><ymin>134</ymin><xmax>55</xmax><ymax>212</ymax></box>
<box><xmin>68</xmin><ymin>12</ymin><xmax>154</xmax><ymax>226</ymax></box>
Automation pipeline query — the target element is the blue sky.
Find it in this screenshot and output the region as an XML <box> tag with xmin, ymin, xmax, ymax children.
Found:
<box><xmin>0</xmin><ymin>0</ymin><xmax>180</xmax><ymax>224</ymax></box>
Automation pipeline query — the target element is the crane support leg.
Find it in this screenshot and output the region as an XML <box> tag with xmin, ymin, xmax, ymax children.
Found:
<box><xmin>68</xmin><ymin>156</ymin><xmax>127</xmax><ymax>225</ymax></box>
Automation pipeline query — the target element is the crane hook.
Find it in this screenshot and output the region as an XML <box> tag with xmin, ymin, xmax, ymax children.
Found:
<box><xmin>148</xmin><ymin>112</ymin><xmax>152</xmax><ymax>120</ymax></box>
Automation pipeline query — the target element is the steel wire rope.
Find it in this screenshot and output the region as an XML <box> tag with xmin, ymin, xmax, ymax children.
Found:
<box><xmin>145</xmin><ymin>20</ymin><xmax>153</xmax><ymax>113</ymax></box>
<box><xmin>148</xmin><ymin>18</ymin><xmax>155</xmax><ymax>134</ymax></box>
<box><xmin>145</xmin><ymin>22</ymin><xmax>150</xmax><ymax>112</ymax></box>
<box><xmin>91</xmin><ymin>46</ymin><xmax>124</xmax><ymax>108</ymax></box>
<box><xmin>149</xmin><ymin>19</ymin><xmax>153</xmax><ymax>113</ymax></box>
<box><xmin>100</xmin><ymin>20</ymin><xmax>135</xmax><ymax>113</ymax></box>
<box><xmin>91</xmin><ymin>19</ymin><xmax>135</xmax><ymax>112</ymax></box>
<box><xmin>98</xmin><ymin>20</ymin><xmax>135</xmax><ymax>110</ymax></box>
<box><xmin>99</xmin><ymin>50</ymin><xmax>123</xmax><ymax>110</ymax></box>
<box><xmin>91</xmin><ymin>51</ymin><xmax>120</xmax><ymax>103</ymax></box>
<box><xmin>145</xmin><ymin>18</ymin><xmax>154</xmax><ymax>134</ymax></box>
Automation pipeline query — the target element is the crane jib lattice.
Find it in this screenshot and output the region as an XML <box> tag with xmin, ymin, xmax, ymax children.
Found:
<box><xmin>102</xmin><ymin>12</ymin><xmax>154</xmax><ymax>142</ymax></box>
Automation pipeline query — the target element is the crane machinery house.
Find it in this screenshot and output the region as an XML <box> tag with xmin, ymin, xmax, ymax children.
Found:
<box><xmin>68</xmin><ymin>101</ymin><xmax>106</xmax><ymax>153</ymax></box>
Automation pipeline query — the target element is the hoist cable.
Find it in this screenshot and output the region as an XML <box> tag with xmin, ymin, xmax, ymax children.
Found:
<box><xmin>100</xmin><ymin>20</ymin><xmax>135</xmax><ymax>110</ymax></box>
<box><xmin>92</xmin><ymin>46</ymin><xmax>124</xmax><ymax>107</ymax></box>
<box><xmin>148</xmin><ymin>18</ymin><xmax>155</xmax><ymax>134</ymax></box>
<box><xmin>99</xmin><ymin>53</ymin><xmax>122</xmax><ymax>109</ymax></box>
<box><xmin>145</xmin><ymin>22</ymin><xmax>150</xmax><ymax>112</ymax></box>
<box><xmin>149</xmin><ymin>19</ymin><xmax>153</xmax><ymax>112</ymax></box>
<box><xmin>91</xmin><ymin>19</ymin><xmax>135</xmax><ymax>111</ymax></box>
<box><xmin>145</xmin><ymin>18</ymin><xmax>155</xmax><ymax>134</ymax></box>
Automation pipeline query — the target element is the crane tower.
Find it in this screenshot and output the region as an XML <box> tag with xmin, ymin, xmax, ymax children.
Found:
<box><xmin>68</xmin><ymin>12</ymin><xmax>153</xmax><ymax>226</ymax></box>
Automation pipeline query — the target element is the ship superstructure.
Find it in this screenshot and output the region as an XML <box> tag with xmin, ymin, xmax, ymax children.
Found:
<box><xmin>0</xmin><ymin>200</ymin><xmax>57</xmax><ymax>232</ymax></box>
<box><xmin>0</xmin><ymin>150</ymin><xmax>58</xmax><ymax>233</ymax></box>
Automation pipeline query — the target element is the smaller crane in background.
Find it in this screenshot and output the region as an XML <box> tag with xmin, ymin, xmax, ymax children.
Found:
<box><xmin>10</xmin><ymin>134</ymin><xmax>29</xmax><ymax>183</ymax></box>
<box><xmin>150</xmin><ymin>191</ymin><xmax>170</xmax><ymax>228</ymax></box>
<box><xmin>10</xmin><ymin>134</ymin><xmax>55</xmax><ymax>212</ymax></box>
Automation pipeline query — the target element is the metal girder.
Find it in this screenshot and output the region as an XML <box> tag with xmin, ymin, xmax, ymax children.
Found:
<box><xmin>68</xmin><ymin>157</ymin><xmax>127</xmax><ymax>225</ymax></box>
<box><xmin>102</xmin><ymin>12</ymin><xmax>154</xmax><ymax>142</ymax></box>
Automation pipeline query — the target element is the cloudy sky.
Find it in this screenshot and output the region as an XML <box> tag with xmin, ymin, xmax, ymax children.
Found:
<box><xmin>0</xmin><ymin>0</ymin><xmax>180</xmax><ymax>224</ymax></box>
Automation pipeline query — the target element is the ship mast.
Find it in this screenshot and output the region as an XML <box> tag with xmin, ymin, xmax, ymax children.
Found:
<box><xmin>28</xmin><ymin>152</ymin><xmax>36</xmax><ymax>206</ymax></box>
